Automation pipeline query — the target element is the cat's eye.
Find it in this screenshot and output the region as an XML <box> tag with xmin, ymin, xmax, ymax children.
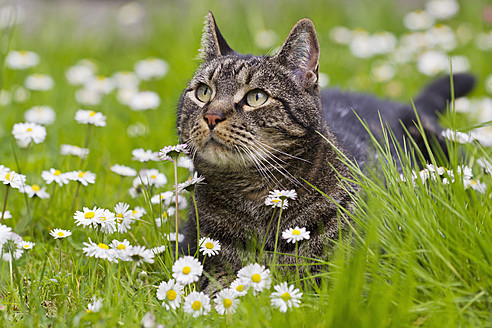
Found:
<box><xmin>196</xmin><ymin>83</ymin><xmax>212</xmax><ymax>103</ymax></box>
<box><xmin>246</xmin><ymin>89</ymin><xmax>268</xmax><ymax>107</ymax></box>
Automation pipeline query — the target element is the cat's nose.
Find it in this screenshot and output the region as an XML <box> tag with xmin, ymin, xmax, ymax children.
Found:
<box><xmin>204</xmin><ymin>113</ymin><xmax>225</xmax><ymax>130</ymax></box>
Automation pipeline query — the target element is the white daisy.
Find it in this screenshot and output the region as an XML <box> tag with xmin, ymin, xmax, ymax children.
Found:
<box><xmin>425</xmin><ymin>0</ymin><xmax>459</xmax><ymax>20</ymax></box>
<box><xmin>114</xmin><ymin>202</ymin><xmax>134</xmax><ymax>233</ymax></box>
<box><xmin>183</xmin><ymin>291</ymin><xmax>211</xmax><ymax>318</ymax></box>
<box><xmin>230</xmin><ymin>277</ymin><xmax>249</xmax><ymax>297</ymax></box>
<box><xmin>67</xmin><ymin>170</ymin><xmax>96</xmax><ymax>186</ymax></box>
<box><xmin>132</xmin><ymin>206</ymin><xmax>146</xmax><ymax>220</ymax></box>
<box><xmin>25</xmin><ymin>74</ymin><xmax>54</xmax><ymax>91</ymax></box>
<box><xmin>264</xmin><ymin>196</ymin><xmax>288</xmax><ymax>209</ymax></box>
<box><xmin>0</xmin><ymin>224</ymin><xmax>13</xmax><ymax>244</ymax></box>
<box><xmin>441</xmin><ymin>129</ymin><xmax>475</xmax><ymax>144</ymax></box>
<box><xmin>60</xmin><ymin>144</ymin><xmax>90</xmax><ymax>159</ymax></box>
<box><xmin>199</xmin><ymin>237</ymin><xmax>221</xmax><ymax>256</ymax></box>
<box><xmin>214</xmin><ymin>288</ymin><xmax>239</xmax><ymax>315</ymax></box>
<box><xmin>164</xmin><ymin>232</ymin><xmax>185</xmax><ymax>243</ymax></box>
<box><xmin>1</xmin><ymin>210</ymin><xmax>12</xmax><ymax>220</ymax></box>
<box><xmin>75</xmin><ymin>88</ymin><xmax>103</xmax><ymax>106</ymax></box>
<box><xmin>237</xmin><ymin>263</ymin><xmax>271</xmax><ymax>294</ymax></box>
<box><xmin>74</xmin><ymin>206</ymin><xmax>104</xmax><ymax>228</ymax></box>
<box><xmin>151</xmin><ymin>191</ymin><xmax>173</xmax><ymax>205</ymax></box>
<box><xmin>134</xmin><ymin>58</ymin><xmax>169</xmax><ymax>80</ymax></box>
<box><xmin>12</xmin><ymin>122</ymin><xmax>47</xmax><ymax>144</ymax></box>
<box><xmin>464</xmin><ymin>179</ymin><xmax>487</xmax><ymax>193</ymax></box>
<box><xmin>159</xmin><ymin>144</ymin><xmax>189</xmax><ymax>162</ymax></box>
<box><xmin>84</xmin><ymin>75</ymin><xmax>115</xmax><ymax>94</ymax></box>
<box><xmin>5</xmin><ymin>50</ymin><xmax>39</xmax><ymax>69</ymax></box>
<box><xmin>151</xmin><ymin>245</ymin><xmax>166</xmax><ymax>255</ymax></box>
<box><xmin>138</xmin><ymin>169</ymin><xmax>167</xmax><ymax>188</ymax></box>
<box><xmin>82</xmin><ymin>239</ymin><xmax>117</xmax><ymax>262</ymax></box>
<box><xmin>177</xmin><ymin>156</ymin><xmax>194</xmax><ymax>171</ymax></box>
<box><xmin>21</xmin><ymin>241</ymin><xmax>35</xmax><ymax>250</ymax></box>
<box><xmin>156</xmin><ymin>279</ymin><xmax>184</xmax><ymax>310</ymax></box>
<box><xmin>176</xmin><ymin>172</ymin><xmax>205</xmax><ymax>192</ymax></box>
<box><xmin>417</xmin><ymin>50</ymin><xmax>448</xmax><ymax>76</ymax></box>
<box><xmin>110</xmin><ymin>164</ymin><xmax>137</xmax><ymax>177</ymax></box>
<box><xmin>282</xmin><ymin>226</ymin><xmax>311</xmax><ymax>244</ymax></box>
<box><xmin>110</xmin><ymin>239</ymin><xmax>133</xmax><ymax>260</ymax></box>
<box><xmin>457</xmin><ymin>165</ymin><xmax>473</xmax><ymax>180</ymax></box>
<box><xmin>132</xmin><ymin>148</ymin><xmax>160</xmax><ymax>162</ymax></box>
<box><xmin>0</xmin><ymin>89</ymin><xmax>10</xmax><ymax>106</ymax></box>
<box><xmin>268</xmin><ymin>189</ymin><xmax>297</xmax><ymax>201</ymax></box>
<box><xmin>94</xmin><ymin>209</ymin><xmax>117</xmax><ymax>234</ymax></box>
<box><xmin>116</xmin><ymin>88</ymin><xmax>139</xmax><ymax>106</ymax></box>
<box><xmin>41</xmin><ymin>168</ymin><xmax>70</xmax><ymax>186</ymax></box>
<box><xmin>112</xmin><ymin>71</ymin><xmax>140</xmax><ymax>89</ymax></box>
<box><xmin>154</xmin><ymin>214</ymin><xmax>168</xmax><ymax>228</ymax></box>
<box><xmin>128</xmin><ymin>91</ymin><xmax>160</xmax><ymax>111</ymax></box>
<box><xmin>270</xmin><ymin>282</ymin><xmax>302</xmax><ymax>312</ymax></box>
<box><xmin>0</xmin><ymin>232</ymin><xmax>24</xmax><ymax>262</ymax></box>
<box><xmin>66</xmin><ymin>64</ymin><xmax>95</xmax><ymax>85</ymax></box>
<box><xmin>21</xmin><ymin>184</ymin><xmax>50</xmax><ymax>199</ymax></box>
<box><xmin>74</xmin><ymin>109</ymin><xmax>107</xmax><ymax>127</ymax></box>
<box><xmin>1</xmin><ymin>171</ymin><xmax>26</xmax><ymax>190</ymax></box>
<box><xmin>125</xmin><ymin>245</ymin><xmax>155</xmax><ymax>266</ymax></box>
<box><xmin>49</xmin><ymin>229</ymin><xmax>72</xmax><ymax>239</ymax></box>
<box><xmin>172</xmin><ymin>256</ymin><xmax>203</xmax><ymax>285</ymax></box>
<box><xmin>24</xmin><ymin>105</ymin><xmax>56</xmax><ymax>125</ymax></box>
<box><xmin>87</xmin><ymin>296</ymin><xmax>103</xmax><ymax>313</ymax></box>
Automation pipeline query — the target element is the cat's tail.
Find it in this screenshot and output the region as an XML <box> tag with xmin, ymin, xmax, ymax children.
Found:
<box><xmin>405</xmin><ymin>73</ymin><xmax>475</xmax><ymax>164</ymax></box>
<box><xmin>414</xmin><ymin>73</ymin><xmax>476</xmax><ymax>115</ymax></box>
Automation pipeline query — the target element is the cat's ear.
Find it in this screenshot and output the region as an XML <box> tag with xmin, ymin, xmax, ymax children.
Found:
<box><xmin>273</xmin><ymin>18</ymin><xmax>320</xmax><ymax>88</ymax></box>
<box><xmin>198</xmin><ymin>12</ymin><xmax>234</xmax><ymax>60</ymax></box>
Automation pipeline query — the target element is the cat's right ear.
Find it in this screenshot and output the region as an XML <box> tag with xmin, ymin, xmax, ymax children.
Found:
<box><xmin>273</xmin><ymin>18</ymin><xmax>320</xmax><ymax>89</ymax></box>
<box><xmin>198</xmin><ymin>12</ymin><xmax>234</xmax><ymax>60</ymax></box>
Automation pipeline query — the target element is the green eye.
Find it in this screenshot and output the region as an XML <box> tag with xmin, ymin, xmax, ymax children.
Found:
<box><xmin>196</xmin><ymin>84</ymin><xmax>212</xmax><ymax>102</ymax></box>
<box><xmin>246</xmin><ymin>89</ymin><xmax>268</xmax><ymax>107</ymax></box>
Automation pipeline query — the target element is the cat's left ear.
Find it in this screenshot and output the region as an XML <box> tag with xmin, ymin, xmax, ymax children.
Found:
<box><xmin>273</xmin><ymin>18</ymin><xmax>320</xmax><ymax>88</ymax></box>
<box><xmin>198</xmin><ymin>12</ymin><xmax>234</xmax><ymax>60</ymax></box>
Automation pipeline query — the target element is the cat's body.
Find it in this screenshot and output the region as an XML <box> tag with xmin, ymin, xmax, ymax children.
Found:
<box><xmin>176</xmin><ymin>13</ymin><xmax>475</xmax><ymax>288</ymax></box>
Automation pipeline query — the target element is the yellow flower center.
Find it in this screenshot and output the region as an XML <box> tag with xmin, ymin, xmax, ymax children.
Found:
<box><xmin>205</xmin><ymin>242</ymin><xmax>214</xmax><ymax>249</ymax></box>
<box><xmin>23</xmin><ymin>245</ymin><xmax>30</xmax><ymax>249</ymax></box>
<box><xmin>116</xmin><ymin>213</ymin><xmax>123</xmax><ymax>218</ymax></box>
<box><xmin>5</xmin><ymin>173</ymin><xmax>10</xmax><ymax>180</ymax></box>
<box><xmin>166</xmin><ymin>290</ymin><xmax>177</xmax><ymax>301</ymax></box>
<box><xmin>251</xmin><ymin>274</ymin><xmax>261</xmax><ymax>283</ymax></box>
<box><xmin>182</xmin><ymin>266</ymin><xmax>191</xmax><ymax>275</ymax></box>
<box><xmin>57</xmin><ymin>232</ymin><xmax>64</xmax><ymax>237</ymax></box>
<box><xmin>97</xmin><ymin>243</ymin><xmax>109</xmax><ymax>250</ymax></box>
<box><xmin>89</xmin><ymin>111</ymin><xmax>96</xmax><ymax>116</ymax></box>
<box><xmin>96</xmin><ymin>76</ymin><xmax>105</xmax><ymax>80</ymax></box>
<box><xmin>26</xmin><ymin>128</ymin><xmax>33</xmax><ymax>132</ymax></box>
<box><xmin>100</xmin><ymin>216</ymin><xmax>106</xmax><ymax>221</ymax></box>
<box><xmin>236</xmin><ymin>285</ymin><xmax>244</xmax><ymax>292</ymax></box>
<box><xmin>78</xmin><ymin>171</ymin><xmax>85</xmax><ymax>178</ymax></box>
<box><xmin>85</xmin><ymin>212</ymin><xmax>95</xmax><ymax>219</ymax></box>
<box><xmin>133</xmin><ymin>210</ymin><xmax>138</xmax><ymax>214</ymax></box>
<box><xmin>32</xmin><ymin>184</ymin><xmax>41</xmax><ymax>192</ymax></box>
<box><xmin>292</xmin><ymin>229</ymin><xmax>301</xmax><ymax>235</ymax></box>
<box><xmin>19</xmin><ymin>50</ymin><xmax>27</xmax><ymax>55</ymax></box>
<box><xmin>272</xmin><ymin>199</ymin><xmax>280</xmax><ymax>204</ymax></box>
<box><xmin>281</xmin><ymin>292</ymin><xmax>291</xmax><ymax>301</ymax></box>
<box><xmin>86</xmin><ymin>309</ymin><xmax>92</xmax><ymax>314</ymax></box>
<box><xmin>150</xmin><ymin>174</ymin><xmax>156</xmax><ymax>179</ymax></box>
<box><xmin>117</xmin><ymin>244</ymin><xmax>126</xmax><ymax>250</ymax></box>
<box><xmin>192</xmin><ymin>301</ymin><xmax>202</xmax><ymax>311</ymax></box>
<box><xmin>223</xmin><ymin>298</ymin><xmax>233</xmax><ymax>309</ymax></box>
<box><xmin>54</xmin><ymin>170</ymin><xmax>61</xmax><ymax>176</ymax></box>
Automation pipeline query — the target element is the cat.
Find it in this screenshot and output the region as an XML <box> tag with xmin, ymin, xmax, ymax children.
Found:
<box><xmin>176</xmin><ymin>12</ymin><xmax>475</xmax><ymax>289</ymax></box>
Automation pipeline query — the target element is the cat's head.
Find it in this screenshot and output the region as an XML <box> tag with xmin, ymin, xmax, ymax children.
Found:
<box><xmin>177</xmin><ymin>12</ymin><xmax>321</xmax><ymax>171</ymax></box>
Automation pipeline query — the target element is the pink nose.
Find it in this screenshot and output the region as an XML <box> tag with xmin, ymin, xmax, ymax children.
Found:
<box><xmin>204</xmin><ymin>114</ymin><xmax>225</xmax><ymax>130</ymax></box>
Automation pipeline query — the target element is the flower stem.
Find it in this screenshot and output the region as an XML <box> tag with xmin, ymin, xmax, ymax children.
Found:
<box><xmin>259</xmin><ymin>207</ymin><xmax>277</xmax><ymax>262</ymax></box>
<box><xmin>1</xmin><ymin>185</ymin><xmax>10</xmax><ymax>221</ymax></box>
<box><xmin>70</xmin><ymin>183</ymin><xmax>81</xmax><ymax>214</ymax></box>
<box><xmin>192</xmin><ymin>191</ymin><xmax>200</xmax><ymax>254</ymax></box>
<box><xmin>173</xmin><ymin>160</ymin><xmax>179</xmax><ymax>261</ymax></box>
<box><xmin>58</xmin><ymin>240</ymin><xmax>62</xmax><ymax>273</ymax></box>
<box><xmin>295</xmin><ymin>241</ymin><xmax>300</xmax><ymax>288</ymax></box>
<box><xmin>272</xmin><ymin>202</ymin><xmax>284</xmax><ymax>273</ymax></box>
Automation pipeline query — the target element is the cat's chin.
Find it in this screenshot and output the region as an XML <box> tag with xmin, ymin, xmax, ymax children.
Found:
<box><xmin>197</xmin><ymin>142</ymin><xmax>245</xmax><ymax>168</ymax></box>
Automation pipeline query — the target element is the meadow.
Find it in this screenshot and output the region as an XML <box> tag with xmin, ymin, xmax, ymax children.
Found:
<box><xmin>0</xmin><ymin>0</ymin><xmax>491</xmax><ymax>326</ymax></box>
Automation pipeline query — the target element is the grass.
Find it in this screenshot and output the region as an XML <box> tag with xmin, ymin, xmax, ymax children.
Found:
<box><xmin>1</xmin><ymin>0</ymin><xmax>492</xmax><ymax>327</ymax></box>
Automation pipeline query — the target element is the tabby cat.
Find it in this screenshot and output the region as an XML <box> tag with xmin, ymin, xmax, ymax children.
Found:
<box><xmin>176</xmin><ymin>12</ymin><xmax>475</xmax><ymax>288</ymax></box>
